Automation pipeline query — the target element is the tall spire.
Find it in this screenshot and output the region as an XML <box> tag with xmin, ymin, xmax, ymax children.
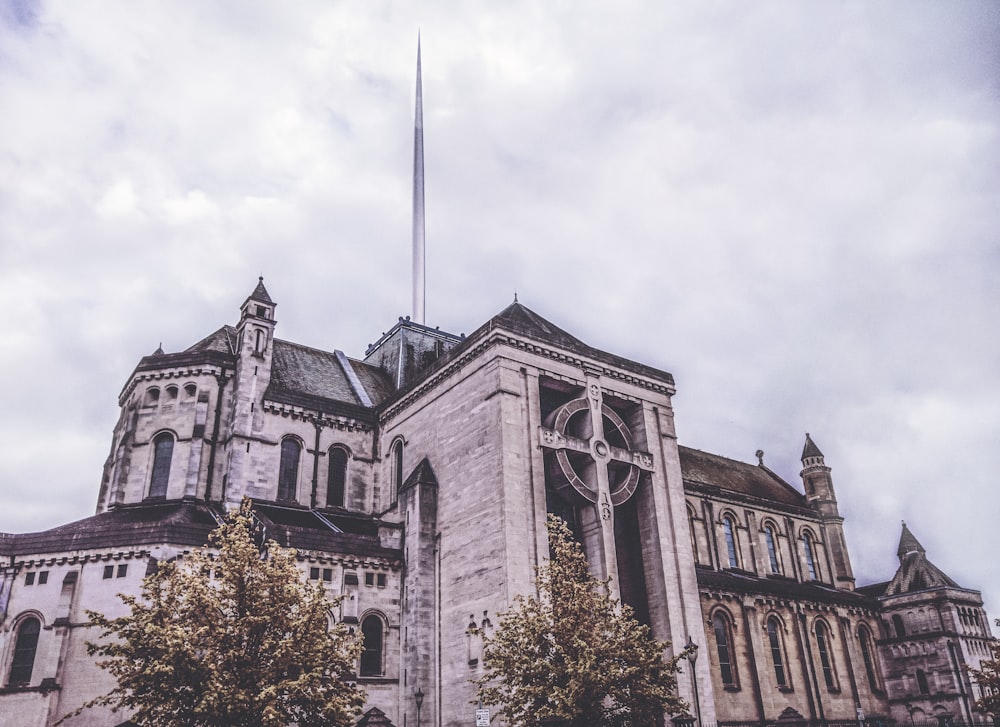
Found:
<box><xmin>412</xmin><ymin>34</ymin><xmax>426</xmax><ymax>325</ymax></box>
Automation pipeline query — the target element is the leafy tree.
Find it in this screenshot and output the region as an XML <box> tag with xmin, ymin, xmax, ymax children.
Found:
<box><xmin>63</xmin><ymin>500</ymin><xmax>365</xmax><ymax>727</ymax></box>
<box><xmin>970</xmin><ymin>636</ymin><xmax>1000</xmax><ymax>716</ymax></box>
<box><xmin>475</xmin><ymin>515</ymin><xmax>690</xmax><ymax>727</ymax></box>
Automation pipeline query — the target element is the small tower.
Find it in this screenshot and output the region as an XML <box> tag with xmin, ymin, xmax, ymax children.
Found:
<box><xmin>877</xmin><ymin>522</ymin><xmax>993</xmax><ymax>724</ymax></box>
<box><xmin>225</xmin><ymin>277</ymin><xmax>278</xmax><ymax>506</ymax></box>
<box><xmin>799</xmin><ymin>433</ymin><xmax>856</xmax><ymax>589</ymax></box>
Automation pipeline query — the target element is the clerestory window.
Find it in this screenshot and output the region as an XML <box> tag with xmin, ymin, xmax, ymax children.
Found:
<box><xmin>764</xmin><ymin>525</ymin><xmax>780</xmax><ymax>574</ymax></box>
<box><xmin>8</xmin><ymin>617</ymin><xmax>41</xmax><ymax>686</ymax></box>
<box><xmin>149</xmin><ymin>432</ymin><xmax>174</xmax><ymax>498</ymax></box>
<box><xmin>277</xmin><ymin>438</ymin><xmax>301</xmax><ymax>501</ymax></box>
<box><xmin>327</xmin><ymin>447</ymin><xmax>348</xmax><ymax>508</ymax></box>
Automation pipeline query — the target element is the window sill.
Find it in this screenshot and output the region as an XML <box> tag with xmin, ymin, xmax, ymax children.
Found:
<box><xmin>778</xmin><ymin>686</ymin><xmax>794</xmax><ymax>693</ymax></box>
<box><xmin>723</xmin><ymin>685</ymin><xmax>741</xmax><ymax>692</ymax></box>
<box><xmin>0</xmin><ymin>680</ymin><xmax>60</xmax><ymax>694</ymax></box>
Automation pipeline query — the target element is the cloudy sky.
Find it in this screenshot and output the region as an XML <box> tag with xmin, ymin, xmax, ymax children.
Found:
<box><xmin>1</xmin><ymin>2</ymin><xmax>997</xmax><ymax>614</ymax></box>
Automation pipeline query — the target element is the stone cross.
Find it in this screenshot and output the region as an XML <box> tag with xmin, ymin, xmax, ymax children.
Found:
<box><xmin>538</xmin><ymin>379</ymin><xmax>654</xmax><ymax>599</ymax></box>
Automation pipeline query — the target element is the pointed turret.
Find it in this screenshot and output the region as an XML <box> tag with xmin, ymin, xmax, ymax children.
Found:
<box><xmin>801</xmin><ymin>432</ymin><xmax>823</xmax><ymax>462</ymax></box>
<box><xmin>228</xmin><ymin>277</ymin><xmax>278</xmax><ymax>507</ymax></box>
<box><xmin>799</xmin><ymin>433</ymin><xmax>856</xmax><ymax>589</ymax></box>
<box><xmin>885</xmin><ymin>522</ymin><xmax>958</xmax><ymax>593</ymax></box>
<box><xmin>896</xmin><ymin>521</ymin><xmax>926</xmax><ymax>561</ymax></box>
<box><xmin>412</xmin><ymin>35</ymin><xmax>426</xmax><ymax>325</ymax></box>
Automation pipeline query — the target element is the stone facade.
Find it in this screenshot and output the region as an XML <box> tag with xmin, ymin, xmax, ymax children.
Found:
<box><xmin>0</xmin><ymin>281</ymin><xmax>992</xmax><ymax>727</ymax></box>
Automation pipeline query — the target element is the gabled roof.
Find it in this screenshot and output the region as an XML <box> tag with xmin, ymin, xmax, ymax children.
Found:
<box><xmin>357</xmin><ymin>707</ymin><xmax>396</xmax><ymax>727</ymax></box>
<box><xmin>679</xmin><ymin>446</ymin><xmax>808</xmax><ymax>509</ymax></box>
<box><xmin>465</xmin><ymin>301</ymin><xmax>675</xmax><ymax>385</ymax></box>
<box><xmin>883</xmin><ymin>523</ymin><xmax>960</xmax><ymax>596</ymax></box>
<box><xmin>401</xmin><ymin>457</ymin><xmax>437</xmax><ymax>491</ymax></box>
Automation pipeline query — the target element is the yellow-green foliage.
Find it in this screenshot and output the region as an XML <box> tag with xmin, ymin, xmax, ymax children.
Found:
<box><xmin>971</xmin><ymin>637</ymin><xmax>1000</xmax><ymax>716</ymax></box>
<box><xmin>475</xmin><ymin>515</ymin><xmax>691</xmax><ymax>727</ymax></box>
<box><xmin>63</xmin><ymin>500</ymin><xmax>365</xmax><ymax>727</ymax></box>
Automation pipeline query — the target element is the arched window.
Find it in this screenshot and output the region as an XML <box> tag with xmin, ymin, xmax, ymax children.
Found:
<box><xmin>859</xmin><ymin>626</ymin><xmax>880</xmax><ymax>692</ymax></box>
<box><xmin>764</xmin><ymin>525</ymin><xmax>781</xmax><ymax>574</ymax></box>
<box><xmin>712</xmin><ymin>612</ymin><xmax>738</xmax><ymax>688</ymax></box>
<box><xmin>277</xmin><ymin>438</ymin><xmax>301</xmax><ymax>501</ymax></box>
<box><xmin>892</xmin><ymin>614</ymin><xmax>906</xmax><ymax>638</ymax></box>
<box><xmin>327</xmin><ymin>447</ymin><xmax>348</xmax><ymax>508</ymax></box>
<box><xmin>815</xmin><ymin>621</ymin><xmax>836</xmax><ymax>690</ymax></box>
<box><xmin>360</xmin><ymin>615</ymin><xmax>384</xmax><ymax>677</ymax></box>
<box><xmin>149</xmin><ymin>432</ymin><xmax>174</xmax><ymax>498</ymax></box>
<box><xmin>803</xmin><ymin>531</ymin><xmax>818</xmax><ymax>580</ymax></box>
<box><xmin>767</xmin><ymin>617</ymin><xmax>788</xmax><ymax>687</ymax></box>
<box><xmin>722</xmin><ymin>516</ymin><xmax>739</xmax><ymax>569</ymax></box>
<box><xmin>8</xmin><ymin>617</ymin><xmax>41</xmax><ymax>685</ymax></box>
<box><xmin>392</xmin><ymin>440</ymin><xmax>404</xmax><ymax>492</ymax></box>
<box><xmin>916</xmin><ymin>668</ymin><xmax>929</xmax><ymax>695</ymax></box>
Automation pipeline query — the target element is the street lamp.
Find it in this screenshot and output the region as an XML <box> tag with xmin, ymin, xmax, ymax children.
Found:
<box><xmin>686</xmin><ymin>636</ymin><xmax>702</xmax><ymax>727</ymax></box>
<box><xmin>905</xmin><ymin>702</ymin><xmax>916</xmax><ymax>727</ymax></box>
<box><xmin>414</xmin><ymin>687</ymin><xmax>424</xmax><ymax>727</ymax></box>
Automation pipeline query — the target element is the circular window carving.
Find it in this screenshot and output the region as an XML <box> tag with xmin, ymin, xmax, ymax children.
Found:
<box><xmin>541</xmin><ymin>395</ymin><xmax>652</xmax><ymax>507</ymax></box>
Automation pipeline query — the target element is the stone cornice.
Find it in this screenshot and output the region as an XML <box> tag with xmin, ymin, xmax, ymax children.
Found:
<box><xmin>380</xmin><ymin>329</ymin><xmax>674</xmax><ymax>422</ymax></box>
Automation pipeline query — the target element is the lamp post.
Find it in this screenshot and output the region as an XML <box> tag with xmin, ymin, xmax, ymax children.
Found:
<box><xmin>905</xmin><ymin>702</ymin><xmax>916</xmax><ymax>727</ymax></box>
<box><xmin>686</xmin><ymin>636</ymin><xmax>702</xmax><ymax>727</ymax></box>
<box><xmin>414</xmin><ymin>687</ymin><xmax>424</xmax><ymax>727</ymax></box>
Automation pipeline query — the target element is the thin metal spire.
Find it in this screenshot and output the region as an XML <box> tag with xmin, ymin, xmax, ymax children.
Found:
<box><xmin>412</xmin><ymin>34</ymin><xmax>426</xmax><ymax>325</ymax></box>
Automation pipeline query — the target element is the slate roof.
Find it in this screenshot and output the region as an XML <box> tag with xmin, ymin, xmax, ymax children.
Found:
<box><xmin>801</xmin><ymin>433</ymin><xmax>824</xmax><ymax>459</ymax></box>
<box><xmin>679</xmin><ymin>446</ymin><xmax>808</xmax><ymax>510</ymax></box>
<box><xmin>697</xmin><ymin>566</ymin><xmax>880</xmax><ymax>609</ymax></box>
<box><xmin>140</xmin><ymin>325</ymin><xmax>394</xmax><ymax>419</ymax></box>
<box><xmin>265</xmin><ymin>340</ymin><xmax>392</xmax><ymax>418</ymax></box>
<box><xmin>0</xmin><ymin>500</ymin><xmax>401</xmax><ymax>561</ymax></box>
<box><xmin>0</xmin><ymin>500</ymin><xmax>221</xmax><ymax>556</ymax></box>
<box><xmin>357</xmin><ymin>707</ymin><xmax>396</xmax><ymax>727</ymax></box>
<box><xmin>896</xmin><ymin>522</ymin><xmax>925</xmax><ymax>558</ymax></box>
<box><xmin>185</xmin><ymin>325</ymin><xmax>238</xmax><ymax>355</ymax></box>
<box><xmin>883</xmin><ymin>524</ymin><xmax>960</xmax><ymax>596</ymax></box>
<box><xmin>247</xmin><ymin>277</ymin><xmax>274</xmax><ymax>305</ymax></box>
<box><xmin>464</xmin><ymin>301</ymin><xmax>675</xmax><ymax>385</ymax></box>
<box><xmin>251</xmin><ymin>502</ymin><xmax>400</xmax><ymax>559</ymax></box>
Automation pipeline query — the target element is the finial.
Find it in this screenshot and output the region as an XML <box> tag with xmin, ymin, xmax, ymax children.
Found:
<box><xmin>514</xmin><ymin>290</ymin><xmax>518</xmax><ymax>303</ymax></box>
<box><xmin>755</xmin><ymin>449</ymin><xmax>764</xmax><ymax>465</ymax></box>
<box><xmin>259</xmin><ymin>275</ymin><xmax>263</xmax><ymax>282</ymax></box>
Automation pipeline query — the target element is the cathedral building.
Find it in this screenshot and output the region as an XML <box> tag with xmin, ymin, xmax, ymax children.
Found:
<box><xmin>0</xmin><ymin>280</ymin><xmax>993</xmax><ymax>727</ymax></box>
<box><xmin>0</xmin><ymin>46</ymin><xmax>993</xmax><ymax>727</ymax></box>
